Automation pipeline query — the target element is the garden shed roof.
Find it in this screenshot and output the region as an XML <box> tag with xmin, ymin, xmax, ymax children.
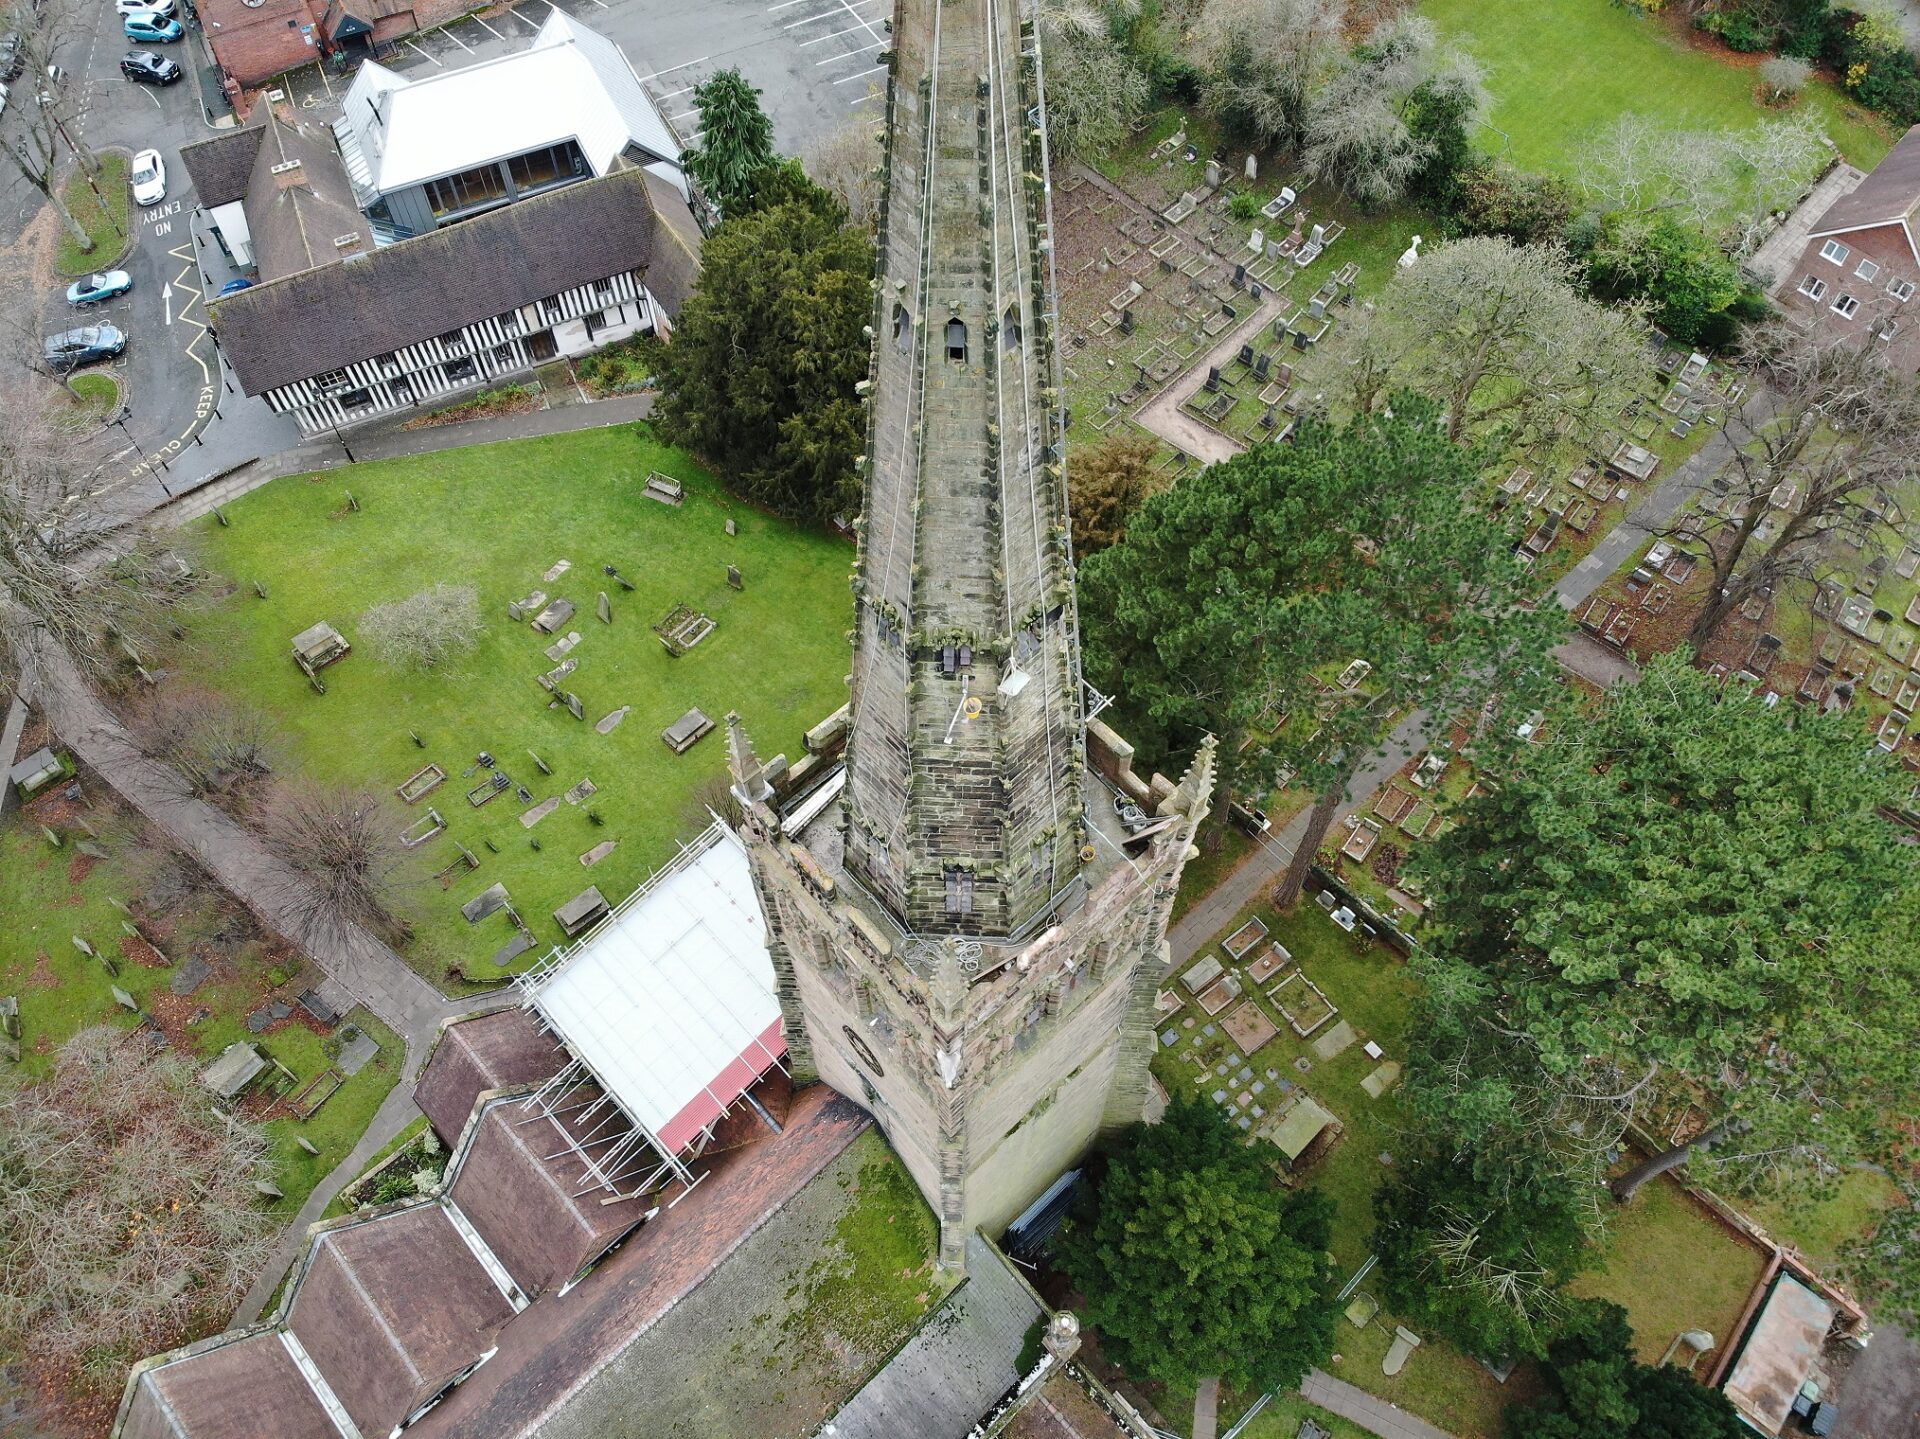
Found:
<box><xmin>1722</xmin><ymin>1273</ymin><xmax>1835</xmax><ymax>1437</ymax></box>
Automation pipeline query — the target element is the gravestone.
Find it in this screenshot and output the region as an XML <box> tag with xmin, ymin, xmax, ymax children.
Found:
<box><xmin>1247</xmin><ymin>228</ymin><xmax>1263</xmax><ymax>254</ymax></box>
<box><xmin>1205</xmin><ymin>158</ymin><xmax>1222</xmax><ymax>187</ymax></box>
<box><xmin>522</xmin><ymin>797</ymin><xmax>560</xmax><ymax>827</ymax></box>
<box><xmin>581</xmin><ymin>840</ymin><xmax>617</xmax><ymax>867</ymax></box>
<box><xmin>724</xmin><ymin>518</ymin><xmax>736</xmax><ymax>537</ymax></box>
<box><xmin>295</xmin><ymin>1135</ymin><xmax>320</xmax><ymax>1156</ymax></box>
<box><xmin>527</xmin><ymin>749</ymin><xmax>552</xmax><ymax>775</ymax></box>
<box><xmin>565</xmin><ymin>692</ymin><xmax>584</xmax><ymax>721</ymax></box>
<box><xmin>1244</xmin><ymin>154</ymin><xmax>1257</xmax><ymax>180</ymax></box>
<box><xmin>460</xmin><ymin>882</ymin><xmax>511</xmax><ymax>923</ymax></box>
<box><xmin>597</xmin><ymin>591</ymin><xmax>611</xmax><ymax>625</ymax></box>
<box><xmin>595</xmin><ymin>706</ymin><xmax>630</xmax><ymax>735</ymax></box>
<box><xmin>111</xmin><ymin>985</ymin><xmax>138</xmax><ymax>1012</ymax></box>
<box><xmin>727</xmin><ymin>564</ymin><xmax>743</xmax><ymax>591</ymax></box>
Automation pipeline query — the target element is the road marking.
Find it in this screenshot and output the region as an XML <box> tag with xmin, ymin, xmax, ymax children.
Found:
<box><xmin>405</xmin><ymin>38</ymin><xmax>444</xmax><ymax>64</ymax></box>
<box><xmin>799</xmin><ymin>22</ymin><xmax>878</xmax><ymax>45</ymax></box>
<box><xmin>505</xmin><ymin>5</ymin><xmax>541</xmax><ymax>27</ymax></box>
<box><xmin>768</xmin><ymin>0</ymin><xmax>821</xmax><ymax>11</ymax></box>
<box><xmin>471</xmin><ymin>13</ymin><xmax>505</xmax><ymax>39</ymax></box>
<box><xmin>164</xmin><ymin>286</ymin><xmax>172</xmax><ymax>325</ymax></box>
<box><xmin>818</xmin><ymin>42</ymin><xmax>879</xmax><ymax>63</ymax></box>
<box><xmin>441</xmin><ymin>25</ymin><xmax>475</xmax><ymax>50</ymax></box>
<box><xmin>655</xmin><ymin>83</ymin><xmax>697</xmax><ymax>100</ymax></box>
<box><xmin>832</xmin><ymin>63</ymin><xmax>886</xmax><ymax>83</ymax></box>
<box><xmin>640</xmin><ymin>53</ymin><xmax>709</xmax><ymax>79</ymax></box>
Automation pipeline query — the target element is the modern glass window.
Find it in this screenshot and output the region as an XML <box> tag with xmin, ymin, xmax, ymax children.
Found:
<box><xmin>1831</xmin><ymin>293</ymin><xmax>1860</xmax><ymax>319</ymax></box>
<box><xmin>1819</xmin><ymin>239</ymin><xmax>1851</xmax><ymax>264</ymax></box>
<box><xmin>424</xmin><ymin>163</ymin><xmax>510</xmax><ymax>219</ymax></box>
<box><xmin>1798</xmin><ymin>275</ymin><xmax>1827</xmax><ymax>301</ymax></box>
<box><xmin>1855</xmin><ymin>258</ymin><xmax>1881</xmax><ymax>282</ymax></box>
<box><xmin>507</xmin><ymin>140</ymin><xmax>586</xmax><ymax>195</ymax></box>
<box><xmin>1890</xmin><ymin>279</ymin><xmax>1916</xmax><ymax>303</ymax></box>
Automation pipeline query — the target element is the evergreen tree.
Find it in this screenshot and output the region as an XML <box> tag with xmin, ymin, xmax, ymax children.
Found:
<box><xmin>684</xmin><ymin>68</ymin><xmax>778</xmax><ymax>218</ymax></box>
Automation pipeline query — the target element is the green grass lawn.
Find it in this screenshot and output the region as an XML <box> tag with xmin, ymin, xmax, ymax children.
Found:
<box><xmin>55</xmin><ymin>153</ymin><xmax>131</xmax><ymax>277</ymax></box>
<box><xmin>1748</xmin><ymin>1167</ymin><xmax>1906</xmax><ymax>1276</ymax></box>
<box><xmin>1571</xmin><ymin>1170</ymin><xmax>1769</xmax><ymax>1368</ymax></box>
<box><xmin>179</xmin><ymin>424</ymin><xmax>852</xmax><ymax>980</ymax></box>
<box><xmin>0</xmin><ymin>814</ymin><xmax>402</xmax><ymax>1220</ymax></box>
<box><xmin>1423</xmin><ymin>0</ymin><xmax>1891</xmax><ymax>176</ymax></box>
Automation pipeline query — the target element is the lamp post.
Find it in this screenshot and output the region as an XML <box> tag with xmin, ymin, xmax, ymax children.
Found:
<box><xmin>113</xmin><ymin>406</ymin><xmax>172</xmax><ymax>499</ymax></box>
<box><xmin>327</xmin><ymin>410</ymin><xmax>356</xmax><ymax>464</ymax></box>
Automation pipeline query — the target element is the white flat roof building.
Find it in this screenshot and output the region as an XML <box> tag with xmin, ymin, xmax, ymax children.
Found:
<box><xmin>520</xmin><ymin>821</ymin><xmax>785</xmax><ymax>1163</ymax></box>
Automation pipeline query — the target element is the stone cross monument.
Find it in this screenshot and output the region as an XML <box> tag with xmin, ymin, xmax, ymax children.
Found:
<box><xmin>727</xmin><ymin>0</ymin><xmax>1212</xmax><ymax>1269</ymax></box>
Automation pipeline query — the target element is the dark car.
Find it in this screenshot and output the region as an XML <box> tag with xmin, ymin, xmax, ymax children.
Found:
<box><xmin>0</xmin><ymin>33</ymin><xmax>23</xmax><ymax>82</ymax></box>
<box><xmin>42</xmin><ymin>325</ymin><xmax>126</xmax><ymax>372</ymax></box>
<box><xmin>120</xmin><ymin>50</ymin><xmax>181</xmax><ymax>85</ymax></box>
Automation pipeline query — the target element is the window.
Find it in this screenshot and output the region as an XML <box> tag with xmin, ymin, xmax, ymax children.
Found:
<box><xmin>507</xmin><ymin>140</ymin><xmax>586</xmax><ymax>195</ymax></box>
<box><xmin>492</xmin><ymin>343</ymin><xmax>515</xmax><ymax>367</ymax></box>
<box><xmin>583</xmin><ymin>309</ymin><xmax>608</xmax><ymax>340</ymax></box>
<box><xmin>1819</xmin><ymin>239</ymin><xmax>1851</xmax><ymax>265</ymax></box>
<box><xmin>543</xmin><ymin>297</ymin><xmax>565</xmax><ymax>322</ymax></box>
<box><xmin>892</xmin><ymin>303</ymin><xmax>911</xmax><ymax>353</ymax></box>
<box><xmin>1832</xmin><ymin>293</ymin><xmax>1860</xmax><ymax>319</ymax></box>
<box><xmin>434</xmin><ymin>327</ymin><xmax>466</xmax><ymax>353</ymax></box>
<box><xmin>445</xmin><ymin>355</ymin><xmax>478</xmax><ymax>382</ymax></box>
<box><xmin>1890</xmin><ymin>279</ymin><xmax>1916</xmax><ymax>303</ymax></box>
<box><xmin>313</xmin><ymin>367</ymin><xmax>351</xmax><ymax>394</ymax></box>
<box><xmin>1855</xmin><ymin>257</ymin><xmax>1881</xmax><ymax>282</ymax></box>
<box><xmin>842</xmin><ymin>1026</ymin><xmax>885</xmax><ymax>1076</ymax></box>
<box><xmin>1001</xmin><ymin>303</ymin><xmax>1020</xmax><ymax>350</ymax></box>
<box><xmin>337</xmin><ymin>387</ymin><xmax>374</xmax><ymax>414</ymax></box>
<box><xmin>945</xmin><ymin>317</ymin><xmax>967</xmax><ymax>363</ymax></box>
<box><xmin>1798</xmin><ymin>275</ymin><xmax>1827</xmax><ymax>302</ymax></box>
<box><xmin>424</xmin><ymin>163</ymin><xmax>509</xmax><ymax>219</ymax></box>
<box><xmin>1877</xmin><ymin>320</ymin><xmax>1901</xmax><ymax>344</ymax></box>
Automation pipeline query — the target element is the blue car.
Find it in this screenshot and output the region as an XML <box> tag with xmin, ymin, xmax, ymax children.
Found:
<box><xmin>66</xmin><ymin>270</ymin><xmax>133</xmax><ymax>307</ymax></box>
<box><xmin>217</xmin><ymin>278</ymin><xmax>254</xmax><ymax>296</ymax></box>
<box><xmin>42</xmin><ymin>325</ymin><xmax>126</xmax><ymax>372</ymax></box>
<box><xmin>122</xmin><ymin>13</ymin><xmax>183</xmax><ymax>42</ymax></box>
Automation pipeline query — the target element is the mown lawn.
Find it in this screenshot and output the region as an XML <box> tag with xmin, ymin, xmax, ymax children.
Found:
<box><xmin>1423</xmin><ymin>0</ymin><xmax>1891</xmax><ymax>175</ymax></box>
<box><xmin>180</xmin><ymin>424</ymin><xmax>852</xmax><ymax>981</ymax></box>
<box><xmin>55</xmin><ymin>152</ymin><xmax>131</xmax><ymax>277</ymax></box>
<box><xmin>0</xmin><ymin>814</ymin><xmax>402</xmax><ymax>1220</ymax></box>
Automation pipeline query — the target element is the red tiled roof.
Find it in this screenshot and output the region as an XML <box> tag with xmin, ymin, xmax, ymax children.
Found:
<box><xmin>414</xmin><ymin>1007</ymin><xmax>566</xmax><ymax>1144</ymax></box>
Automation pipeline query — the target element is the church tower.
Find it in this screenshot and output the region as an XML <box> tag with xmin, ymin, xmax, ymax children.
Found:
<box><xmin>728</xmin><ymin>0</ymin><xmax>1212</xmax><ymax>1268</ymax></box>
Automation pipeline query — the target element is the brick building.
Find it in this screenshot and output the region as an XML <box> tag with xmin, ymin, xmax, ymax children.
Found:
<box><xmin>200</xmin><ymin>0</ymin><xmax>478</xmax><ymax>92</ymax></box>
<box><xmin>1772</xmin><ymin>123</ymin><xmax>1920</xmax><ymax>371</ymax></box>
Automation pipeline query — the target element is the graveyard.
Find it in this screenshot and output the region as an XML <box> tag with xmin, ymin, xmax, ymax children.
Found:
<box><xmin>176</xmin><ymin>425</ymin><xmax>853</xmax><ymax>980</ymax></box>
<box><xmin>0</xmin><ymin>787</ymin><xmax>403</xmax><ymax>1218</ymax></box>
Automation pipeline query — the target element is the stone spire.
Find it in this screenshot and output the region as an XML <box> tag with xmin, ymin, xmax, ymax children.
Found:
<box><xmin>839</xmin><ymin>0</ymin><xmax>1084</xmax><ymax>940</ymax></box>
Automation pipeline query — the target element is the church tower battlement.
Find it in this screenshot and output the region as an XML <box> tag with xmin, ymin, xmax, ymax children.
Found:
<box><xmin>728</xmin><ymin>0</ymin><xmax>1212</xmax><ymax>1269</ymax></box>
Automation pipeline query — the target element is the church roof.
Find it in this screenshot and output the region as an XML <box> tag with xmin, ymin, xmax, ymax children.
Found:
<box><xmin>414</xmin><ymin>1005</ymin><xmax>567</xmax><ymax>1144</ymax></box>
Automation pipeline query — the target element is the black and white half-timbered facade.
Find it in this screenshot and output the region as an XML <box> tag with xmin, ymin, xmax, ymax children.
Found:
<box><xmin>210</xmin><ymin>167</ymin><xmax>699</xmax><ymax>437</ymax></box>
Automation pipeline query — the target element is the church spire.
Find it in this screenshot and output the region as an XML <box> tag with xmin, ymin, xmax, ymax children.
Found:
<box><xmin>840</xmin><ymin>0</ymin><xmax>1084</xmax><ymax>940</ymax></box>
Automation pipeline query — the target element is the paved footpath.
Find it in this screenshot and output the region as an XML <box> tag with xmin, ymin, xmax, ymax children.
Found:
<box><xmin>1301</xmin><ymin>1369</ymin><xmax>1457</xmax><ymax>1439</ymax></box>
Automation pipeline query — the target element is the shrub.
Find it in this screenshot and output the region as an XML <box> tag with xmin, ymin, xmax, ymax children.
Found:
<box><xmin>1228</xmin><ymin>190</ymin><xmax>1261</xmax><ymax>221</ymax></box>
<box><xmin>1451</xmin><ymin>160</ymin><xmax>1574</xmax><ymax>246</ymax></box>
<box><xmin>359</xmin><ymin>583</ymin><xmax>483</xmax><ymax>672</ymax></box>
<box><xmin>1759</xmin><ymin>53</ymin><xmax>1813</xmax><ymax>102</ymax></box>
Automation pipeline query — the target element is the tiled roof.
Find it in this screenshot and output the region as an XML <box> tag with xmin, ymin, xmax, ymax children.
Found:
<box><xmin>178</xmin><ymin>127</ymin><xmax>266</xmax><ymax>210</ymax></box>
<box><xmin>414</xmin><ymin>1006</ymin><xmax>566</xmax><ymax>1145</ymax></box>
<box><xmin>1810</xmin><ymin>124</ymin><xmax>1920</xmax><ymax>240</ymax></box>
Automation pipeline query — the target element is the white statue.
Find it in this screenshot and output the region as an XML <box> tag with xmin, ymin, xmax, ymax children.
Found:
<box><xmin>1397</xmin><ymin>234</ymin><xmax>1423</xmax><ymax>269</ymax></box>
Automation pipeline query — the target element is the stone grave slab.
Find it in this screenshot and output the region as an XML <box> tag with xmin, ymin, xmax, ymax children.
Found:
<box><xmin>508</xmin><ymin>590</ymin><xmax>547</xmax><ymax>622</ymax></box>
<box><xmin>531</xmin><ymin>598</ymin><xmax>576</xmax><ymax>634</ymax></box>
<box><xmin>337</xmin><ymin>1029</ymin><xmax>380</xmax><ymax>1076</ymax></box>
<box><xmin>543</xmin><ymin>559</ymin><xmax>572</xmax><ymax>583</ymax></box>
<box><xmin>461</xmin><ymin>882</ymin><xmax>511</xmax><ymax>923</ymax></box>
<box><xmin>1246</xmin><ymin>944</ymin><xmax>1293</xmax><ymax>984</ymax></box>
<box><xmin>170</xmin><ymin>956</ymin><xmax>213</xmax><ymax>997</ymax></box>
<box><xmin>1383</xmin><ymin>1327</ymin><xmax>1422</xmax><ymax>1376</ymax></box>
<box><xmin>521</xmin><ymin>797</ymin><xmax>560</xmax><ymax>828</ymax></box>
<box><xmin>544</xmin><ymin>631</ymin><xmax>582</xmax><ymax>662</ymax></box>
<box><xmin>1196</xmin><ymin>974</ymin><xmax>1242</xmax><ymax>1016</ymax></box>
<box><xmin>554</xmin><ymin>886</ymin><xmax>610</xmax><ymax>937</ymax></box>
<box><xmin>595</xmin><ymin>706</ymin><xmax>631</xmax><ymax>735</ymax></box>
<box><xmin>1160</xmin><ymin>1029</ymin><xmax>1179</xmax><ymax>1047</ymax></box>
<box><xmin>492</xmin><ymin>931</ymin><xmax>535</xmax><ymax>968</ymax></box>
<box><xmin>1180</xmin><ymin>954</ymin><xmax>1224</xmax><ymax>994</ymax></box>
<box><xmin>581</xmin><ymin>840</ymin><xmax>617</xmax><ymax>867</ymax></box>
<box><xmin>1361</xmin><ymin>1060</ymin><xmax>1402</xmax><ymax>1099</ymax></box>
<box><xmin>245</xmin><ymin>1000</ymin><xmax>292</xmax><ymax>1034</ymax></box>
<box><xmin>1311</xmin><ymin>1019</ymin><xmax>1358</xmax><ymax>1060</ymax></box>
<box><xmin>1222</xmin><ymin>1001</ymin><xmax>1278</xmax><ymax>1054</ymax></box>
<box><xmin>564</xmin><ymin>778</ymin><xmax>598</xmax><ymax>804</ymax></box>
<box><xmin>1345</xmin><ymin>1292</ymin><xmax>1379</xmax><ymax>1327</ymax></box>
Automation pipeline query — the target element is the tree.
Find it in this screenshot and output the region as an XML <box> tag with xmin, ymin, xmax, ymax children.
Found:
<box><xmin>1582</xmin><ymin>213</ymin><xmax>1740</xmax><ymax>346</ymax></box>
<box><xmin>1036</xmin><ymin>0</ymin><xmax>1152</xmax><ymax>164</ymax></box>
<box><xmin>1300</xmin><ymin>17</ymin><xmax>1484</xmax><ymax>209</ymax></box>
<box><xmin>1081</xmin><ymin>397</ymin><xmax>1563</xmax><ymax>874</ymax></box>
<box><xmin>1414</xmin><ymin>651</ymin><xmax>1920</xmax><ymax>1215</ymax></box>
<box><xmin>1195</xmin><ymin>0</ymin><xmax>1347</xmax><ymax>153</ymax></box>
<box><xmin>648</xmin><ymin>166</ymin><xmax>871</xmax><ymax>521</ymax></box>
<box><xmin>129</xmin><ymin>685</ymin><xmax>272</xmax><ymax>802</ymax></box>
<box><xmin>1</xmin><ymin>389</ymin><xmax>188</xmax><ymax>690</ymax></box>
<box><xmin>802</xmin><ymin>115</ymin><xmax>883</xmax><ymax>231</ymax></box>
<box><xmin>1325</xmin><ymin>236</ymin><xmax>1648</xmax><ymax>447</ymax></box>
<box><xmin>359</xmin><ymin>582</ymin><xmax>484</xmax><ymax>671</ymax></box>
<box><xmin>1759</xmin><ymin>54</ymin><xmax>1813</xmax><ymax>103</ymax></box>
<box><xmin>1506</xmin><ymin>1300</ymin><xmax>1744</xmax><ymax>1439</ymax></box>
<box><xmin>0</xmin><ymin>1029</ymin><xmax>274</xmax><ymax>1384</ymax></box>
<box><xmin>1452</xmin><ymin>162</ymin><xmax>1575</xmax><ymax>247</ymax></box>
<box><xmin>254</xmin><ymin>781</ymin><xmax>412</xmax><ymax>947</ymax></box>
<box><xmin>0</xmin><ymin>3</ymin><xmax>110</xmax><ymax>255</ymax></box>
<box><xmin>1059</xmin><ymin>1097</ymin><xmax>1336</xmax><ymax>1393</ymax></box>
<box><xmin>1067</xmin><ymin>431</ymin><xmax>1161</xmax><ymax>556</ymax></box>
<box><xmin>683</xmin><ymin>68</ymin><xmax>777</xmax><ymax>218</ymax></box>
<box><xmin>1673</xmin><ymin>321</ymin><xmax>1920</xmax><ymax>651</ymax></box>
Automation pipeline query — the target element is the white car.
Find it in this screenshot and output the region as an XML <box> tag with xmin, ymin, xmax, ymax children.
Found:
<box><xmin>131</xmin><ymin>148</ymin><xmax>166</xmax><ymax>206</ymax></box>
<box><xmin>115</xmin><ymin>0</ymin><xmax>176</xmax><ymax>15</ymax></box>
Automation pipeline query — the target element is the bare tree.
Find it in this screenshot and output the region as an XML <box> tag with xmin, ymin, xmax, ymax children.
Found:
<box><xmin>1</xmin><ymin>0</ymin><xmax>112</xmax><ymax>253</ymax></box>
<box><xmin>1034</xmin><ymin>0</ymin><xmax>1151</xmax><ymax>166</ymax></box>
<box><xmin>1300</xmin><ymin>16</ymin><xmax>1483</xmax><ymax>208</ymax></box>
<box><xmin>254</xmin><ymin>781</ymin><xmax>412</xmax><ymax>947</ymax></box>
<box><xmin>1195</xmin><ymin>0</ymin><xmax>1348</xmax><ymax>153</ymax></box>
<box><xmin>1580</xmin><ymin>112</ymin><xmax>1829</xmax><ymax>260</ymax></box>
<box><xmin>1675</xmin><ymin>321</ymin><xmax>1920</xmax><ymax>651</ymax></box>
<box><xmin>801</xmin><ymin>115</ymin><xmax>883</xmax><ymax>231</ymax></box>
<box><xmin>1759</xmin><ymin>54</ymin><xmax>1812</xmax><ymax>105</ymax></box>
<box><xmin>359</xmin><ymin>582</ymin><xmax>483</xmax><ymax>671</ymax></box>
<box><xmin>128</xmin><ymin>685</ymin><xmax>274</xmax><ymax>801</ymax></box>
<box><xmin>1</xmin><ymin>390</ymin><xmax>187</xmax><ymax>690</ymax></box>
<box><xmin>0</xmin><ymin>1028</ymin><xmax>274</xmax><ymax>1385</ymax></box>
<box><xmin>1323</xmin><ymin>236</ymin><xmax>1650</xmax><ymax>446</ymax></box>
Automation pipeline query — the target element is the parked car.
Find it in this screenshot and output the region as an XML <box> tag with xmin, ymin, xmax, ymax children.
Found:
<box><xmin>42</xmin><ymin>325</ymin><xmax>126</xmax><ymax>372</ymax></box>
<box><xmin>122</xmin><ymin>13</ymin><xmax>183</xmax><ymax>42</ymax></box>
<box><xmin>115</xmin><ymin>0</ymin><xmax>177</xmax><ymax>14</ymax></box>
<box><xmin>217</xmin><ymin>277</ymin><xmax>254</xmax><ymax>296</ymax></box>
<box><xmin>0</xmin><ymin>32</ymin><xmax>23</xmax><ymax>82</ymax></box>
<box><xmin>0</xmin><ymin>81</ymin><xmax>8</xmax><ymax>120</ymax></box>
<box><xmin>131</xmin><ymin>148</ymin><xmax>166</xmax><ymax>206</ymax></box>
<box><xmin>120</xmin><ymin>50</ymin><xmax>181</xmax><ymax>84</ymax></box>
<box><xmin>66</xmin><ymin>271</ymin><xmax>134</xmax><ymax>307</ymax></box>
